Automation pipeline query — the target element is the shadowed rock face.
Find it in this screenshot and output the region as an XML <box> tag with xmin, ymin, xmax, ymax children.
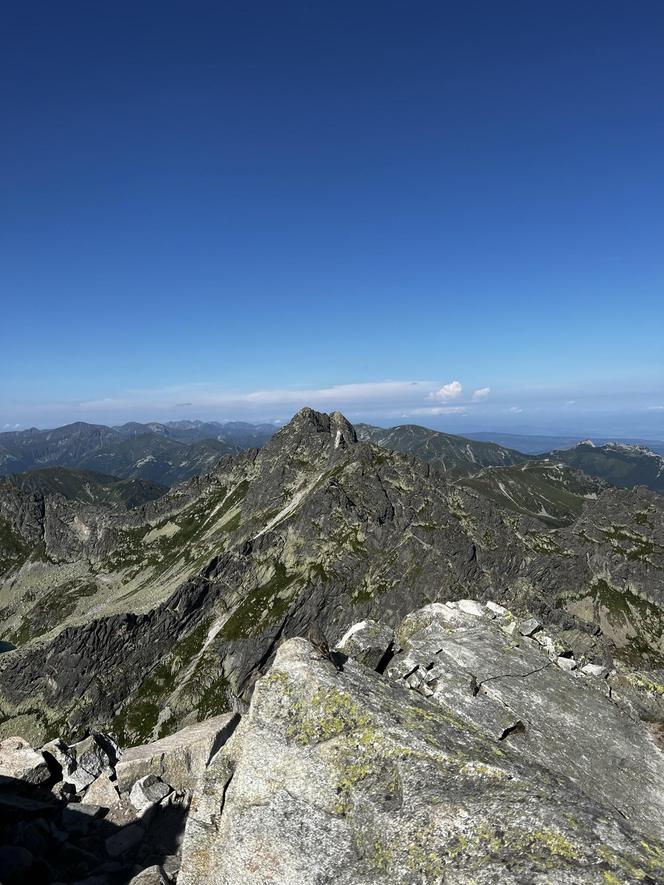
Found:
<box><xmin>1</xmin><ymin>408</ymin><xmax>663</xmax><ymax>748</ymax></box>
<box><xmin>178</xmin><ymin>625</ymin><xmax>664</xmax><ymax>885</ymax></box>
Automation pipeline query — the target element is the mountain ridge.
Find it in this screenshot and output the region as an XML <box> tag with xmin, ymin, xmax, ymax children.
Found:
<box><xmin>1</xmin><ymin>407</ymin><xmax>662</xmax><ymax>751</ymax></box>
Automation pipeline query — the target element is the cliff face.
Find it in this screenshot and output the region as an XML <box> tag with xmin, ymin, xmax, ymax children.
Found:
<box><xmin>1</xmin><ymin>409</ymin><xmax>663</xmax><ymax>750</ymax></box>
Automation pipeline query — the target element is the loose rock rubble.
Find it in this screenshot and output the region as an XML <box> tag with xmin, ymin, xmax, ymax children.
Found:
<box><xmin>0</xmin><ymin>715</ymin><xmax>238</xmax><ymax>884</ymax></box>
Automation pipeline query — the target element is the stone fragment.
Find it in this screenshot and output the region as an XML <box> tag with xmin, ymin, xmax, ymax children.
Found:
<box><xmin>66</xmin><ymin>733</ymin><xmax>118</xmax><ymax>793</ymax></box>
<box><xmin>518</xmin><ymin>617</ymin><xmax>542</xmax><ymax>637</ymax></box>
<box><xmin>129</xmin><ymin>775</ymin><xmax>172</xmax><ymax>812</ymax></box>
<box><xmin>485</xmin><ymin>601</ymin><xmax>509</xmax><ymax>617</ymax></box>
<box><xmin>42</xmin><ymin>737</ymin><xmax>77</xmax><ymax>781</ymax></box>
<box><xmin>128</xmin><ymin>864</ymin><xmax>172</xmax><ymax>885</ymax></box>
<box><xmin>0</xmin><ymin>737</ymin><xmax>50</xmax><ymax>785</ymax></box>
<box><xmin>80</xmin><ymin>772</ymin><xmax>119</xmax><ymax>808</ymax></box>
<box><xmin>500</xmin><ymin>620</ymin><xmax>519</xmax><ymax>637</ymax></box>
<box><xmin>105</xmin><ymin>822</ymin><xmax>145</xmax><ymax>857</ymax></box>
<box><xmin>115</xmin><ymin>713</ymin><xmax>238</xmax><ymax>795</ymax></box>
<box><xmin>453</xmin><ymin>599</ymin><xmax>487</xmax><ymax>618</ymax></box>
<box><xmin>336</xmin><ymin>620</ymin><xmax>394</xmax><ymax>670</ymax></box>
<box><xmin>581</xmin><ymin>663</ymin><xmax>608</xmax><ymax>678</ymax></box>
<box><xmin>556</xmin><ymin>656</ymin><xmax>578</xmax><ymax>672</ymax></box>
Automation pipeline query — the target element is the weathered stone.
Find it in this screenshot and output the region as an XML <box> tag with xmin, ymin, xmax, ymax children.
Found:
<box><xmin>485</xmin><ymin>600</ymin><xmax>508</xmax><ymax>616</ymax></box>
<box><xmin>128</xmin><ymin>864</ymin><xmax>171</xmax><ymax>885</ymax></box>
<box><xmin>42</xmin><ymin>737</ymin><xmax>76</xmax><ymax>780</ymax></box>
<box><xmin>556</xmin><ymin>656</ymin><xmax>577</xmax><ymax>671</ymax></box>
<box><xmin>581</xmin><ymin>663</ymin><xmax>608</xmax><ymax>677</ymax></box>
<box><xmin>0</xmin><ymin>737</ymin><xmax>50</xmax><ymax>785</ymax></box>
<box><xmin>80</xmin><ymin>772</ymin><xmax>119</xmax><ymax>808</ymax></box>
<box><xmin>104</xmin><ymin>822</ymin><xmax>145</xmax><ymax>858</ymax></box>
<box><xmin>115</xmin><ymin>713</ymin><xmax>238</xmax><ymax>795</ymax></box>
<box><xmin>336</xmin><ymin>620</ymin><xmax>394</xmax><ymax>670</ymax></box>
<box><xmin>500</xmin><ymin>619</ymin><xmax>519</xmax><ymax>637</ymax></box>
<box><xmin>518</xmin><ymin>616</ymin><xmax>542</xmax><ymax>636</ymax></box>
<box><xmin>66</xmin><ymin>734</ymin><xmax>118</xmax><ymax>793</ymax></box>
<box><xmin>452</xmin><ymin>598</ymin><xmax>487</xmax><ymax>618</ymax></box>
<box><xmin>179</xmin><ymin>636</ymin><xmax>664</xmax><ymax>885</ymax></box>
<box><xmin>392</xmin><ymin>605</ymin><xmax>664</xmax><ymax>840</ymax></box>
<box><xmin>129</xmin><ymin>775</ymin><xmax>172</xmax><ymax>812</ymax></box>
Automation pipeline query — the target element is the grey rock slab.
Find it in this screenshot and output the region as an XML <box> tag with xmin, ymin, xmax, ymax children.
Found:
<box><xmin>392</xmin><ymin>604</ymin><xmax>664</xmax><ymax>841</ymax></box>
<box><xmin>581</xmin><ymin>663</ymin><xmax>608</xmax><ymax>678</ymax></box>
<box><xmin>67</xmin><ymin>733</ymin><xmax>118</xmax><ymax>793</ymax></box>
<box><xmin>452</xmin><ymin>598</ymin><xmax>488</xmax><ymax>618</ymax></box>
<box><xmin>61</xmin><ymin>803</ymin><xmax>104</xmax><ymax>833</ymax></box>
<box><xmin>105</xmin><ymin>822</ymin><xmax>145</xmax><ymax>858</ymax></box>
<box><xmin>485</xmin><ymin>601</ymin><xmax>509</xmax><ymax>616</ymax></box>
<box><xmin>179</xmin><ymin>637</ymin><xmax>664</xmax><ymax>885</ymax></box>
<box><xmin>336</xmin><ymin>619</ymin><xmax>394</xmax><ymax>670</ymax></box>
<box><xmin>80</xmin><ymin>772</ymin><xmax>119</xmax><ymax>808</ymax></box>
<box><xmin>518</xmin><ymin>617</ymin><xmax>542</xmax><ymax>636</ymax></box>
<box><xmin>128</xmin><ymin>865</ymin><xmax>172</xmax><ymax>885</ymax></box>
<box><xmin>0</xmin><ymin>736</ymin><xmax>50</xmax><ymax>785</ymax></box>
<box><xmin>129</xmin><ymin>775</ymin><xmax>172</xmax><ymax>812</ymax></box>
<box><xmin>42</xmin><ymin>737</ymin><xmax>77</xmax><ymax>780</ymax></box>
<box><xmin>115</xmin><ymin>713</ymin><xmax>238</xmax><ymax>795</ymax></box>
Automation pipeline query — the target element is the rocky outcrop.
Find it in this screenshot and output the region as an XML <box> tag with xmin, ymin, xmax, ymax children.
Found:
<box><xmin>114</xmin><ymin>713</ymin><xmax>239</xmax><ymax>794</ymax></box>
<box><xmin>0</xmin><ymin>736</ymin><xmax>50</xmax><ymax>785</ymax></box>
<box><xmin>3</xmin><ymin>601</ymin><xmax>664</xmax><ymax>883</ymax></box>
<box><xmin>179</xmin><ymin>618</ymin><xmax>664</xmax><ymax>884</ymax></box>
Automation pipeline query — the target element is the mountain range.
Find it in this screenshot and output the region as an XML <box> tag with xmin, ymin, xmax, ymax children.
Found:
<box><xmin>1</xmin><ymin>408</ymin><xmax>662</xmax><ymax>751</ymax></box>
<box><xmin>0</xmin><ymin>420</ymin><xmax>275</xmax><ymax>486</ymax></box>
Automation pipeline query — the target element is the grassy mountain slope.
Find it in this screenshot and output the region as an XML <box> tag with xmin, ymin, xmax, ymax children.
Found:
<box><xmin>355</xmin><ymin>423</ymin><xmax>528</xmax><ymax>475</ymax></box>
<box><xmin>460</xmin><ymin>461</ymin><xmax>606</xmax><ymax>527</ymax></box>
<box><xmin>550</xmin><ymin>442</ymin><xmax>664</xmax><ymax>493</ymax></box>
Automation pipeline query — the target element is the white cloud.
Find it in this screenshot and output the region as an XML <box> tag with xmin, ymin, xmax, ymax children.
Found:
<box><xmin>4</xmin><ymin>377</ymin><xmax>496</xmax><ymax>426</ymax></box>
<box><xmin>647</xmin><ymin>405</ymin><xmax>664</xmax><ymax>411</ymax></box>
<box><xmin>406</xmin><ymin>406</ymin><xmax>468</xmax><ymax>416</ymax></box>
<box><xmin>429</xmin><ymin>380</ymin><xmax>463</xmax><ymax>402</ymax></box>
<box><xmin>472</xmin><ymin>387</ymin><xmax>491</xmax><ymax>401</ymax></box>
<box><xmin>507</xmin><ymin>406</ymin><xmax>523</xmax><ymax>414</ymax></box>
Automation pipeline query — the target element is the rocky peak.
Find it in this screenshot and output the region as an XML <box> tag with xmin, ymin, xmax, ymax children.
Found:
<box><xmin>270</xmin><ymin>407</ymin><xmax>357</xmax><ymax>449</ymax></box>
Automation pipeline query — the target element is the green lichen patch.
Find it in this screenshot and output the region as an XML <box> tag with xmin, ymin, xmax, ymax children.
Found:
<box><xmin>286</xmin><ymin>686</ymin><xmax>372</xmax><ymax>747</ymax></box>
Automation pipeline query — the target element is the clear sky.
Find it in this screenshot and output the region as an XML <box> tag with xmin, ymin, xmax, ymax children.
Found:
<box><xmin>1</xmin><ymin>1</ymin><xmax>663</xmax><ymax>436</ymax></box>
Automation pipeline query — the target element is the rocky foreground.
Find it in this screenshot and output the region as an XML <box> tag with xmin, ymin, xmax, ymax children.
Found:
<box><xmin>2</xmin><ymin>599</ymin><xmax>664</xmax><ymax>884</ymax></box>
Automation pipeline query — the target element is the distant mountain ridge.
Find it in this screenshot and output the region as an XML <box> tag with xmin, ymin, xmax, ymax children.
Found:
<box><xmin>465</xmin><ymin>430</ymin><xmax>664</xmax><ymax>456</ymax></box>
<box><xmin>355</xmin><ymin>423</ymin><xmax>528</xmax><ymax>475</ymax></box>
<box><xmin>0</xmin><ymin>420</ymin><xmax>276</xmax><ymax>486</ymax></box>
<box><xmin>550</xmin><ymin>441</ymin><xmax>664</xmax><ymax>494</ymax></box>
<box><xmin>0</xmin><ymin>467</ymin><xmax>166</xmax><ymax>509</ymax></box>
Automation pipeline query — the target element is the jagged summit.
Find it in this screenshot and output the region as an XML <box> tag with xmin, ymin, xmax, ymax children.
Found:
<box><xmin>273</xmin><ymin>407</ymin><xmax>357</xmax><ymax>445</ymax></box>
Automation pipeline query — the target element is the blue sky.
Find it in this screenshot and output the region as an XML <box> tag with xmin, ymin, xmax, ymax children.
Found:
<box><xmin>1</xmin><ymin>1</ymin><xmax>662</xmax><ymax>436</ymax></box>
